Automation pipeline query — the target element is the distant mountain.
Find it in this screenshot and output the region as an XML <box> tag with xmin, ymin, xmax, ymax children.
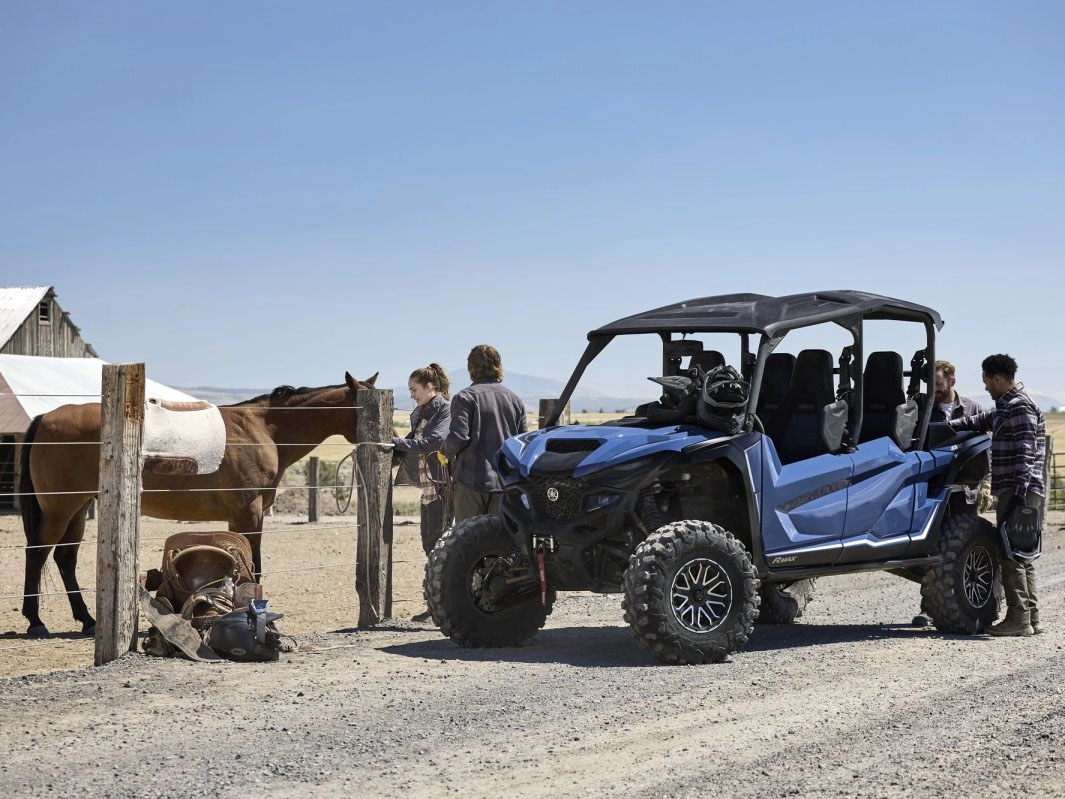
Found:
<box><xmin>180</xmin><ymin>373</ymin><xmax>651</xmax><ymax>414</ymax></box>
<box><xmin>392</xmin><ymin>369</ymin><xmax>651</xmax><ymax>414</ymax></box>
<box><xmin>958</xmin><ymin>388</ymin><xmax>1063</xmax><ymax>413</ymax></box>
<box><xmin>177</xmin><ymin>386</ymin><xmax>270</xmax><ymax>405</ymax></box>
<box><xmin>1030</xmin><ymin>394</ymin><xmax>1063</xmax><ymax>412</ymax></box>
<box><xmin>179</xmin><ymin>381</ymin><xmax>1065</xmax><ymax>415</ymax></box>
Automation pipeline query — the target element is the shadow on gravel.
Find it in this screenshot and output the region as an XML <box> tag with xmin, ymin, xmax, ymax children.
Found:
<box><xmin>0</xmin><ymin>630</ymin><xmax>90</xmax><ymax>641</ymax></box>
<box><xmin>380</xmin><ymin>625</ymin><xmax>658</xmax><ymax>667</ymax></box>
<box><xmin>380</xmin><ymin>622</ymin><xmax>993</xmax><ymax>665</ymax></box>
<box><xmin>744</xmin><ymin>622</ymin><xmax>991</xmax><ymax>651</ymax></box>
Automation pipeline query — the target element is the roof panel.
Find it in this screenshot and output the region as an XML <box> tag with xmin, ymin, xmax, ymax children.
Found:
<box><xmin>0</xmin><ymin>286</ymin><xmax>50</xmax><ymax>347</ymax></box>
<box><xmin>591</xmin><ymin>290</ymin><xmax>942</xmax><ymax>338</ymax></box>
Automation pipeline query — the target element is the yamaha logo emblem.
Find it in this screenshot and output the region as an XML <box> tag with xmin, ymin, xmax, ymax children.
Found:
<box><xmin>546</xmin><ymin>487</ymin><xmax>560</xmax><ymax>502</ymax></box>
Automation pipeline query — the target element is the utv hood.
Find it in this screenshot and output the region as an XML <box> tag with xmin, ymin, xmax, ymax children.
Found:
<box><xmin>500</xmin><ymin>424</ymin><xmax>732</xmax><ymax>479</ymax></box>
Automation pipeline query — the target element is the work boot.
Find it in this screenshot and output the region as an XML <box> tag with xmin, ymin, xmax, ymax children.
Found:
<box><xmin>989</xmin><ymin>607</ymin><xmax>1034</xmax><ymax>637</ymax></box>
<box><xmin>911</xmin><ymin>613</ymin><xmax>932</xmax><ymax>628</ymax></box>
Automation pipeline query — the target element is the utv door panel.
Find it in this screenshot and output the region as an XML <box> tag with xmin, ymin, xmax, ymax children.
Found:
<box><xmin>760</xmin><ymin>439</ymin><xmax>852</xmax><ymax>560</ymax></box>
<box><xmin>845</xmin><ymin>439</ymin><xmax>922</xmax><ymax>538</ymax></box>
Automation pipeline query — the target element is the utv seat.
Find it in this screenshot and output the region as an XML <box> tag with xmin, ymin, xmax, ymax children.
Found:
<box><xmin>858</xmin><ymin>351</ymin><xmax>918</xmax><ymax>449</ymax></box>
<box><xmin>755</xmin><ymin>352</ymin><xmax>795</xmax><ymax>429</ymax></box>
<box><xmin>767</xmin><ymin>349</ymin><xmax>848</xmax><ymax>464</ymax></box>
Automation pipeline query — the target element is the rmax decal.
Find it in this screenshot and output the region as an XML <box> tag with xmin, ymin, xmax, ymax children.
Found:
<box><xmin>777</xmin><ymin>479</ymin><xmax>850</xmax><ymax>513</ymax></box>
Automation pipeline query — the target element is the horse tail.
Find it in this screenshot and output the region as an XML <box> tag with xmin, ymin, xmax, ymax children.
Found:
<box><xmin>20</xmin><ymin>415</ymin><xmax>43</xmax><ymax>548</ymax></box>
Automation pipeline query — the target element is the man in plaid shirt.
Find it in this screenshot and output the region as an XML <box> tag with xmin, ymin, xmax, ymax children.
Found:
<box><xmin>946</xmin><ymin>354</ymin><xmax>1046</xmax><ymax>636</ymax></box>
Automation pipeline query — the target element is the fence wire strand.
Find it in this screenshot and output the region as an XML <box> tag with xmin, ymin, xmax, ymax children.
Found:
<box><xmin>2</xmin><ymin>401</ymin><xmax>418</xmax><ymax>654</ymax></box>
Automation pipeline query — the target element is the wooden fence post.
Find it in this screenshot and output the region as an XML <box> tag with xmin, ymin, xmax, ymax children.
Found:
<box><xmin>307</xmin><ymin>456</ymin><xmax>319</xmax><ymax>523</ymax></box>
<box><xmin>355</xmin><ymin>388</ymin><xmax>393</xmax><ymax>625</ymax></box>
<box><xmin>95</xmin><ymin>363</ymin><xmax>145</xmax><ymax>666</ymax></box>
<box><xmin>538</xmin><ymin>398</ymin><xmax>571</xmax><ymax>429</ymax></box>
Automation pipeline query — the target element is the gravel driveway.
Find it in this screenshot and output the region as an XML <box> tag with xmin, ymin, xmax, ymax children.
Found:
<box><xmin>1</xmin><ymin>518</ymin><xmax>1062</xmax><ymax>798</ymax></box>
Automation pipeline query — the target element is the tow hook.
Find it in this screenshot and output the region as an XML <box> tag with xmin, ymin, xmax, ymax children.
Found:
<box><xmin>531</xmin><ymin>535</ymin><xmax>556</xmax><ymax>607</ymax></box>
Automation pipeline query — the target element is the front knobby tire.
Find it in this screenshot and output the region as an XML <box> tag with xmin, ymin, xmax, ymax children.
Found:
<box><xmin>920</xmin><ymin>512</ymin><xmax>1002</xmax><ymax>634</ymax></box>
<box><xmin>757</xmin><ymin>578</ymin><xmax>817</xmax><ymax>624</ymax></box>
<box><xmin>623</xmin><ymin>520</ymin><xmax>759</xmax><ymax>664</ymax></box>
<box><xmin>425</xmin><ymin>514</ymin><xmax>554</xmax><ymax>647</ymax></box>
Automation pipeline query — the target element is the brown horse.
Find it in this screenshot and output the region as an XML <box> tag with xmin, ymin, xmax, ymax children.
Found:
<box><xmin>19</xmin><ymin>371</ymin><xmax>378</xmax><ymax>637</ymax></box>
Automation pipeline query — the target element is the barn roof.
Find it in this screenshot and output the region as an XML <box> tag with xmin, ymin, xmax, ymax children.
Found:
<box><xmin>0</xmin><ymin>354</ymin><xmax>200</xmax><ymax>434</ymax></box>
<box><xmin>0</xmin><ymin>286</ymin><xmax>51</xmax><ymax>348</ymax></box>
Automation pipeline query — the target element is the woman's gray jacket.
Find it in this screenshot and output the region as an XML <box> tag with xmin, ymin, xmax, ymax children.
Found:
<box><xmin>393</xmin><ymin>394</ymin><xmax>451</xmax><ymax>482</ymax></box>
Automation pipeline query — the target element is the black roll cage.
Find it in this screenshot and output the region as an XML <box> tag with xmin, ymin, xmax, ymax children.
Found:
<box><xmin>546</xmin><ymin>301</ymin><xmax>940</xmax><ymax>449</ymax></box>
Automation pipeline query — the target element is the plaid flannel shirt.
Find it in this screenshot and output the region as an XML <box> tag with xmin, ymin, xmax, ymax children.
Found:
<box><xmin>947</xmin><ymin>385</ymin><xmax>1046</xmax><ymax>497</ymax></box>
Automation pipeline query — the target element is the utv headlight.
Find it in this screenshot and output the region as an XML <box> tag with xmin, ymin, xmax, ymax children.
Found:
<box><xmin>583</xmin><ymin>493</ymin><xmax>621</xmax><ymax>512</ymax></box>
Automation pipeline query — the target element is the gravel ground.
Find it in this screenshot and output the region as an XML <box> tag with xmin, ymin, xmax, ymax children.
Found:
<box><xmin>1</xmin><ymin>514</ymin><xmax>1063</xmax><ymax>798</ymax></box>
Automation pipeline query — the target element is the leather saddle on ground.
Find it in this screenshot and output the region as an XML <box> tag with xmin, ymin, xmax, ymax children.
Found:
<box><xmin>141</xmin><ymin>531</ymin><xmax>263</xmax><ymax>661</ymax></box>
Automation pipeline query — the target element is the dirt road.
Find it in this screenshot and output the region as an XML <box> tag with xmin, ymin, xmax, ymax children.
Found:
<box><xmin>1</xmin><ymin>517</ymin><xmax>1062</xmax><ymax>797</ymax></box>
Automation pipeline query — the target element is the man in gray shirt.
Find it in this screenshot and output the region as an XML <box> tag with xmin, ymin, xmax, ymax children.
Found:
<box><xmin>443</xmin><ymin>344</ymin><xmax>528</xmax><ymax>522</ymax></box>
<box><xmin>913</xmin><ymin>358</ymin><xmax>992</xmax><ymax>627</ymax></box>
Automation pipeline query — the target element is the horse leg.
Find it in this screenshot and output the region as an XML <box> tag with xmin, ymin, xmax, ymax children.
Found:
<box><xmin>22</xmin><ymin>511</ymin><xmax>70</xmax><ymax>637</ymax></box>
<box><xmin>22</xmin><ymin>542</ymin><xmax>52</xmax><ymax>637</ymax></box>
<box><xmin>53</xmin><ymin>509</ymin><xmax>95</xmax><ymax>636</ymax></box>
<box><xmin>229</xmin><ymin>495</ymin><xmax>265</xmax><ymax>579</ymax></box>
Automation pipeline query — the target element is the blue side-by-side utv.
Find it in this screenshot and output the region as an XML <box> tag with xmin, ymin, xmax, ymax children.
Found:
<box><xmin>425</xmin><ymin>291</ymin><xmax>997</xmax><ymax>664</ymax></box>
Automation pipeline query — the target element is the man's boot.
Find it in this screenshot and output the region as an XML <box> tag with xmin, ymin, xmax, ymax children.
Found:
<box><xmin>989</xmin><ymin>606</ymin><xmax>1033</xmax><ymax>637</ymax></box>
<box><xmin>990</xmin><ymin>561</ymin><xmax>1033</xmax><ymax>636</ymax></box>
<box><xmin>912</xmin><ymin>598</ymin><xmax>932</xmax><ymax>627</ymax></box>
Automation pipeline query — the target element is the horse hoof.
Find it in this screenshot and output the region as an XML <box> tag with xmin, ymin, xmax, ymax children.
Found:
<box><xmin>27</xmin><ymin>625</ymin><xmax>51</xmax><ymax>638</ymax></box>
<box><xmin>81</xmin><ymin>624</ymin><xmax>96</xmax><ymax>637</ymax></box>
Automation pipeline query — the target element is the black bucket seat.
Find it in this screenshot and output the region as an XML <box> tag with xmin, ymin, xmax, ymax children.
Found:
<box><xmin>768</xmin><ymin>349</ymin><xmax>848</xmax><ymax>464</ymax></box>
<box><xmin>859</xmin><ymin>351</ymin><xmax>918</xmax><ymax>449</ymax></box>
<box><xmin>756</xmin><ymin>352</ymin><xmax>795</xmax><ymax>429</ymax></box>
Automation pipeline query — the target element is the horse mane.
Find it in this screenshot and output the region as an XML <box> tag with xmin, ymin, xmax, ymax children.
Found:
<box><xmin>226</xmin><ymin>383</ymin><xmax>348</xmax><ymax>407</ymax></box>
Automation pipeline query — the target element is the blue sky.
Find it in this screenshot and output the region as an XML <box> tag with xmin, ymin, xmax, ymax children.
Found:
<box><xmin>2</xmin><ymin>2</ymin><xmax>1062</xmax><ymax>401</ymax></box>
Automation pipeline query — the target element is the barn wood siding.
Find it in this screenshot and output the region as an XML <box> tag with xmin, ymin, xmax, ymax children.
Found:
<box><xmin>0</xmin><ymin>291</ymin><xmax>96</xmax><ymax>358</ymax></box>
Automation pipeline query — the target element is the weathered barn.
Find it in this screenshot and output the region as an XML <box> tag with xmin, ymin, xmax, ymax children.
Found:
<box><xmin>1</xmin><ymin>287</ymin><xmax>99</xmax><ymax>509</ymax></box>
<box><xmin>0</xmin><ymin>286</ymin><xmax>97</xmax><ymax>359</ymax></box>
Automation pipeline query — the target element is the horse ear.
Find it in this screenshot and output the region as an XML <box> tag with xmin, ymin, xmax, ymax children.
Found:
<box><xmin>345</xmin><ymin>372</ymin><xmax>359</xmax><ymax>393</ymax></box>
<box><xmin>363</xmin><ymin>372</ymin><xmax>379</xmax><ymax>387</ymax></box>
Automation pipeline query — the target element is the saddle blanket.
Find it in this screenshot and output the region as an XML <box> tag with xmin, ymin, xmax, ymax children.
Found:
<box><xmin>143</xmin><ymin>398</ymin><xmax>225</xmax><ymax>475</ymax></box>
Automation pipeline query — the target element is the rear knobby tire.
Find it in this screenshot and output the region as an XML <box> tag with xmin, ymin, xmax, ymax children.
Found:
<box><xmin>757</xmin><ymin>578</ymin><xmax>816</xmax><ymax>624</ymax></box>
<box><xmin>623</xmin><ymin>520</ymin><xmax>759</xmax><ymax>664</ymax></box>
<box><xmin>425</xmin><ymin>514</ymin><xmax>553</xmax><ymax>647</ymax></box>
<box><xmin>920</xmin><ymin>512</ymin><xmax>1001</xmax><ymax>634</ymax></box>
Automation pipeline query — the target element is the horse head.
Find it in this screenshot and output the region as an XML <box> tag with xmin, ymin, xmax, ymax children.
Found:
<box><xmin>342</xmin><ymin>371</ymin><xmax>378</xmax><ymax>444</ymax></box>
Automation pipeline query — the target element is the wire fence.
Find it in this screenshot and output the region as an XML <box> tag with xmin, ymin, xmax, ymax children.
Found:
<box><xmin>1048</xmin><ymin>448</ymin><xmax>1064</xmax><ymax>513</ymax></box>
<box><xmin>0</xmin><ymin>385</ymin><xmax>429</xmax><ymax>669</ymax></box>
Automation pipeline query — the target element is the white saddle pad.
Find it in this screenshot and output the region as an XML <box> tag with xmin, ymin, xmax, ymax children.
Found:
<box><xmin>143</xmin><ymin>398</ymin><xmax>226</xmax><ymax>476</ymax></box>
